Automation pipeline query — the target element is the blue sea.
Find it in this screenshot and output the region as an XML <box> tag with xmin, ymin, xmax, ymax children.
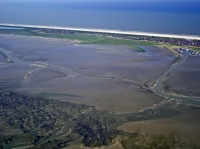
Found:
<box><xmin>0</xmin><ymin>0</ymin><xmax>200</xmax><ymax>35</ymax></box>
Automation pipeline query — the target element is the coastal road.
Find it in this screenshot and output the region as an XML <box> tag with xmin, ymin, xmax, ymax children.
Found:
<box><xmin>151</xmin><ymin>49</ymin><xmax>200</xmax><ymax>106</ymax></box>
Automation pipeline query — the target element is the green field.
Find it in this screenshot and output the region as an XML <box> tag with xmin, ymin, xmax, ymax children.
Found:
<box><xmin>0</xmin><ymin>28</ymin><xmax>160</xmax><ymax>52</ymax></box>
<box><xmin>2</xmin><ymin>27</ymin><xmax>199</xmax><ymax>54</ymax></box>
<box><xmin>189</xmin><ymin>46</ymin><xmax>200</xmax><ymax>51</ymax></box>
<box><xmin>4</xmin><ymin>27</ymin><xmax>196</xmax><ymax>54</ymax></box>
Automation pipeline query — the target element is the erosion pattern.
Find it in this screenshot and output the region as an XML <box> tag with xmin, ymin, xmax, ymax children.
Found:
<box><xmin>0</xmin><ymin>91</ymin><xmax>198</xmax><ymax>149</ymax></box>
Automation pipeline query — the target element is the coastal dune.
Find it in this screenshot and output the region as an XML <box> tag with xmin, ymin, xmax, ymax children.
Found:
<box><xmin>1</xmin><ymin>23</ymin><xmax>200</xmax><ymax>40</ymax></box>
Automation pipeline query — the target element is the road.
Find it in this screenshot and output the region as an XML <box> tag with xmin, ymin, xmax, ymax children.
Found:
<box><xmin>151</xmin><ymin>49</ymin><xmax>200</xmax><ymax>106</ymax></box>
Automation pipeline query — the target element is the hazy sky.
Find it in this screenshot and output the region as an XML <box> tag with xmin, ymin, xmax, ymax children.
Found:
<box><xmin>1</xmin><ymin>0</ymin><xmax>200</xmax><ymax>13</ymax></box>
<box><xmin>1</xmin><ymin>0</ymin><xmax>200</xmax><ymax>35</ymax></box>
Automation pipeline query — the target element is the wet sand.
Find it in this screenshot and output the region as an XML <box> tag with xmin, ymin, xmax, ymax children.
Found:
<box><xmin>25</xmin><ymin>68</ymin><xmax>67</xmax><ymax>84</ymax></box>
<box><xmin>118</xmin><ymin>103</ymin><xmax>200</xmax><ymax>145</ymax></box>
<box><xmin>0</xmin><ymin>34</ymin><xmax>176</xmax><ymax>113</ymax></box>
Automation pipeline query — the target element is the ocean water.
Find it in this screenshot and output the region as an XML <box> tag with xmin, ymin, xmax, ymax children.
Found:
<box><xmin>0</xmin><ymin>0</ymin><xmax>200</xmax><ymax>35</ymax></box>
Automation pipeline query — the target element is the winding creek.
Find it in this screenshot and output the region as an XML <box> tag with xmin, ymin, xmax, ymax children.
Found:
<box><xmin>151</xmin><ymin>49</ymin><xmax>200</xmax><ymax>106</ymax></box>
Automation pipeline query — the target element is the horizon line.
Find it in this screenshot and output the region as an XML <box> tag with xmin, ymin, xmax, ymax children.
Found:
<box><xmin>1</xmin><ymin>23</ymin><xmax>200</xmax><ymax>40</ymax></box>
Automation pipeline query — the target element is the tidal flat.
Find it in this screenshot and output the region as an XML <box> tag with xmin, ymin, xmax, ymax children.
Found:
<box><xmin>164</xmin><ymin>56</ymin><xmax>200</xmax><ymax>97</ymax></box>
<box><xmin>0</xmin><ymin>34</ymin><xmax>200</xmax><ymax>149</ymax></box>
<box><xmin>0</xmin><ymin>34</ymin><xmax>175</xmax><ymax>113</ymax></box>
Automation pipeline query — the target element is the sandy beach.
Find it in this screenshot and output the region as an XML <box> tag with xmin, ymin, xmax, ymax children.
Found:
<box><xmin>1</xmin><ymin>23</ymin><xmax>200</xmax><ymax>40</ymax></box>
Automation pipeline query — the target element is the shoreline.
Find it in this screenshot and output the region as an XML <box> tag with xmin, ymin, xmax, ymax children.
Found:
<box><xmin>1</xmin><ymin>23</ymin><xmax>200</xmax><ymax>40</ymax></box>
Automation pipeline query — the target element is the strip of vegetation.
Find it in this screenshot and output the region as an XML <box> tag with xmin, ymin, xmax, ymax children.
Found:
<box><xmin>1</xmin><ymin>27</ymin><xmax>200</xmax><ymax>54</ymax></box>
<box><xmin>1</xmin><ymin>26</ymin><xmax>200</xmax><ymax>44</ymax></box>
<box><xmin>189</xmin><ymin>46</ymin><xmax>200</xmax><ymax>51</ymax></box>
<box><xmin>0</xmin><ymin>28</ymin><xmax>155</xmax><ymax>48</ymax></box>
<box><xmin>0</xmin><ymin>28</ymin><xmax>168</xmax><ymax>53</ymax></box>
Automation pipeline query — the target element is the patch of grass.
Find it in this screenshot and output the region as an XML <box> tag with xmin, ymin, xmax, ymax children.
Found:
<box><xmin>43</xmin><ymin>33</ymin><xmax>106</xmax><ymax>42</ymax></box>
<box><xmin>3</xmin><ymin>134</ymin><xmax>35</xmax><ymax>149</ymax></box>
<box><xmin>132</xmin><ymin>46</ymin><xmax>146</xmax><ymax>52</ymax></box>
<box><xmin>41</xmin><ymin>32</ymin><xmax>156</xmax><ymax>49</ymax></box>
<box><xmin>189</xmin><ymin>46</ymin><xmax>200</xmax><ymax>51</ymax></box>
<box><xmin>80</xmin><ymin>36</ymin><xmax>157</xmax><ymax>46</ymax></box>
<box><xmin>156</xmin><ymin>43</ymin><xmax>178</xmax><ymax>56</ymax></box>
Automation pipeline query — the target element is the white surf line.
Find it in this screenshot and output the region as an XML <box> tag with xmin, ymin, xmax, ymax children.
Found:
<box><xmin>1</xmin><ymin>23</ymin><xmax>200</xmax><ymax>40</ymax></box>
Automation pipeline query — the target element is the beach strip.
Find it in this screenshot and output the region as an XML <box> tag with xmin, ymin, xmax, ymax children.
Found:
<box><xmin>1</xmin><ymin>23</ymin><xmax>200</xmax><ymax>40</ymax></box>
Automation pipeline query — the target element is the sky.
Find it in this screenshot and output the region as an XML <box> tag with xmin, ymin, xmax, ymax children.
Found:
<box><xmin>0</xmin><ymin>0</ymin><xmax>200</xmax><ymax>13</ymax></box>
<box><xmin>1</xmin><ymin>0</ymin><xmax>199</xmax><ymax>13</ymax></box>
<box><xmin>0</xmin><ymin>0</ymin><xmax>200</xmax><ymax>35</ymax></box>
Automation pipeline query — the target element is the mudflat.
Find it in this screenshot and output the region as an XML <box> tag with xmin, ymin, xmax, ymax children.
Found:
<box><xmin>0</xmin><ymin>34</ymin><xmax>174</xmax><ymax>113</ymax></box>
<box><xmin>164</xmin><ymin>56</ymin><xmax>200</xmax><ymax>97</ymax></box>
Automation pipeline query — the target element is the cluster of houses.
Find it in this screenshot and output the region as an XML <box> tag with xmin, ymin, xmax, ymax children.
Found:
<box><xmin>174</xmin><ymin>48</ymin><xmax>200</xmax><ymax>56</ymax></box>
<box><xmin>174</xmin><ymin>48</ymin><xmax>184</xmax><ymax>54</ymax></box>
<box><xmin>139</xmin><ymin>37</ymin><xmax>200</xmax><ymax>47</ymax></box>
<box><xmin>189</xmin><ymin>50</ymin><xmax>200</xmax><ymax>56</ymax></box>
<box><xmin>37</xmin><ymin>29</ymin><xmax>200</xmax><ymax>48</ymax></box>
